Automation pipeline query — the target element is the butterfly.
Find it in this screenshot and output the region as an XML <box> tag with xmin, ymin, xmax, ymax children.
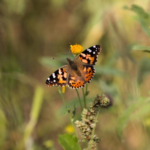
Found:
<box><xmin>45</xmin><ymin>45</ymin><xmax>101</xmax><ymax>89</ymax></box>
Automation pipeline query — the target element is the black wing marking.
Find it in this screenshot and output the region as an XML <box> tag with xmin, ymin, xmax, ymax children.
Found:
<box><xmin>77</xmin><ymin>45</ymin><xmax>101</xmax><ymax>65</ymax></box>
<box><xmin>46</xmin><ymin>66</ymin><xmax>68</xmax><ymax>87</ymax></box>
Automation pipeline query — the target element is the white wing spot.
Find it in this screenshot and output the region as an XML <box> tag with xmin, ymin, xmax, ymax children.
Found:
<box><xmin>58</xmin><ymin>69</ymin><xmax>62</xmax><ymax>74</ymax></box>
<box><xmin>53</xmin><ymin>80</ymin><xmax>56</xmax><ymax>82</ymax></box>
<box><xmin>47</xmin><ymin>77</ymin><xmax>50</xmax><ymax>80</ymax></box>
<box><xmin>52</xmin><ymin>73</ymin><xmax>56</xmax><ymax>78</ymax></box>
<box><xmin>93</xmin><ymin>45</ymin><xmax>96</xmax><ymax>48</ymax></box>
<box><xmin>87</xmin><ymin>49</ymin><xmax>92</xmax><ymax>53</ymax></box>
<box><xmin>93</xmin><ymin>52</ymin><xmax>95</xmax><ymax>54</ymax></box>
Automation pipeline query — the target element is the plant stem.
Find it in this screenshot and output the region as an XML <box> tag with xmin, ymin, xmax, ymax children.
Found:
<box><xmin>23</xmin><ymin>86</ymin><xmax>44</xmax><ymax>150</ymax></box>
<box><xmin>86</xmin><ymin>84</ymin><xmax>88</xmax><ymax>96</ymax></box>
<box><xmin>57</xmin><ymin>87</ymin><xmax>66</xmax><ymax>106</ymax></box>
<box><xmin>75</xmin><ymin>89</ymin><xmax>83</xmax><ymax>111</ymax></box>
<box><xmin>82</xmin><ymin>88</ymin><xmax>86</xmax><ymax>108</ymax></box>
<box><xmin>57</xmin><ymin>88</ymin><xmax>79</xmax><ymax>140</ymax></box>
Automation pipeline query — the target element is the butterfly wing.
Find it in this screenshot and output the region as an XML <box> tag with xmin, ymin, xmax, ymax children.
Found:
<box><xmin>82</xmin><ymin>65</ymin><xmax>95</xmax><ymax>83</ymax></box>
<box><xmin>46</xmin><ymin>45</ymin><xmax>101</xmax><ymax>89</ymax></box>
<box><xmin>67</xmin><ymin>65</ymin><xmax>95</xmax><ymax>89</ymax></box>
<box><xmin>45</xmin><ymin>65</ymin><xmax>68</xmax><ymax>87</ymax></box>
<box><xmin>67</xmin><ymin>74</ymin><xmax>85</xmax><ymax>89</ymax></box>
<box><xmin>76</xmin><ymin>45</ymin><xmax>101</xmax><ymax>65</ymax></box>
<box><xmin>67</xmin><ymin>45</ymin><xmax>101</xmax><ymax>88</ymax></box>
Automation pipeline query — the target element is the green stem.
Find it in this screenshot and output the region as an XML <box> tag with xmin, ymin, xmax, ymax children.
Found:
<box><xmin>57</xmin><ymin>87</ymin><xmax>66</xmax><ymax>106</ymax></box>
<box><xmin>23</xmin><ymin>86</ymin><xmax>44</xmax><ymax>149</ymax></box>
<box><xmin>82</xmin><ymin>88</ymin><xmax>86</xmax><ymax>108</ymax></box>
<box><xmin>57</xmin><ymin>88</ymin><xmax>79</xmax><ymax>140</ymax></box>
<box><xmin>86</xmin><ymin>84</ymin><xmax>88</xmax><ymax>96</ymax></box>
<box><xmin>75</xmin><ymin>89</ymin><xmax>83</xmax><ymax>111</ymax></box>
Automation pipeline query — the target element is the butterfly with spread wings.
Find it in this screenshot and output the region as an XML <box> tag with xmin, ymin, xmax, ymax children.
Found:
<box><xmin>45</xmin><ymin>45</ymin><xmax>101</xmax><ymax>89</ymax></box>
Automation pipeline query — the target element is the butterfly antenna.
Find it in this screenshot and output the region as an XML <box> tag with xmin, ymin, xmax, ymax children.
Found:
<box><xmin>50</xmin><ymin>57</ymin><xmax>62</xmax><ymax>61</ymax></box>
<box><xmin>68</xmin><ymin>43</ymin><xmax>72</xmax><ymax>54</ymax></box>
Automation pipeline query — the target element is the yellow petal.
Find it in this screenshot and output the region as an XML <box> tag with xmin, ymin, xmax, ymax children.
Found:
<box><xmin>70</xmin><ymin>44</ymin><xmax>83</xmax><ymax>54</ymax></box>
<box><xmin>62</xmin><ymin>86</ymin><xmax>65</xmax><ymax>93</ymax></box>
<box><xmin>64</xmin><ymin>124</ymin><xmax>74</xmax><ymax>133</ymax></box>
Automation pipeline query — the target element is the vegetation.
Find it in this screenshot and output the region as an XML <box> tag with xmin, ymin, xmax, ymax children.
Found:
<box><xmin>0</xmin><ymin>0</ymin><xmax>150</xmax><ymax>150</ymax></box>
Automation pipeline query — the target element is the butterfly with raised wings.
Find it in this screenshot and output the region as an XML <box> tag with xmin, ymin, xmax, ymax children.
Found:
<box><xmin>45</xmin><ymin>45</ymin><xmax>101</xmax><ymax>89</ymax></box>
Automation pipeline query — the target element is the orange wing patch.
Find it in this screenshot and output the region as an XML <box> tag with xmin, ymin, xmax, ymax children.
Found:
<box><xmin>57</xmin><ymin>74</ymin><xmax>67</xmax><ymax>84</ymax></box>
<box><xmin>89</xmin><ymin>56</ymin><xmax>95</xmax><ymax>64</ymax></box>
<box><xmin>85</xmin><ymin>54</ymin><xmax>95</xmax><ymax>64</ymax></box>
<box><xmin>79</xmin><ymin>56</ymin><xmax>88</xmax><ymax>64</ymax></box>
<box><xmin>46</xmin><ymin>66</ymin><xmax>68</xmax><ymax>87</ymax></box>
<box><xmin>83</xmin><ymin>66</ymin><xmax>95</xmax><ymax>82</ymax></box>
<box><xmin>79</xmin><ymin>54</ymin><xmax>95</xmax><ymax>65</ymax></box>
<box><xmin>77</xmin><ymin>45</ymin><xmax>101</xmax><ymax>65</ymax></box>
<box><xmin>68</xmin><ymin>75</ymin><xmax>85</xmax><ymax>88</ymax></box>
<box><xmin>69</xmin><ymin>79</ymin><xmax>85</xmax><ymax>88</ymax></box>
<box><xmin>57</xmin><ymin>68</ymin><xmax>67</xmax><ymax>84</ymax></box>
<box><xmin>67</xmin><ymin>66</ymin><xmax>95</xmax><ymax>88</ymax></box>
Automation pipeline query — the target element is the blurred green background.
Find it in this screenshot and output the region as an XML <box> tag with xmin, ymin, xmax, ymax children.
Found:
<box><xmin>1</xmin><ymin>0</ymin><xmax>150</xmax><ymax>150</ymax></box>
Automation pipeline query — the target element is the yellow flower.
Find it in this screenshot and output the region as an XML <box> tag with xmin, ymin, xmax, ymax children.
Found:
<box><xmin>64</xmin><ymin>124</ymin><xmax>74</xmax><ymax>134</ymax></box>
<box><xmin>70</xmin><ymin>44</ymin><xmax>83</xmax><ymax>55</ymax></box>
<box><xmin>43</xmin><ymin>140</ymin><xmax>54</xmax><ymax>148</ymax></box>
<box><xmin>62</xmin><ymin>86</ymin><xmax>65</xmax><ymax>93</ymax></box>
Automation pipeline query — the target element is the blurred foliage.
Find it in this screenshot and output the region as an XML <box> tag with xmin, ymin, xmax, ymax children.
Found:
<box><xmin>124</xmin><ymin>4</ymin><xmax>150</xmax><ymax>38</ymax></box>
<box><xmin>117</xmin><ymin>96</ymin><xmax>149</xmax><ymax>137</ymax></box>
<box><xmin>58</xmin><ymin>134</ymin><xmax>81</xmax><ymax>150</ymax></box>
<box><xmin>1</xmin><ymin>0</ymin><xmax>150</xmax><ymax>150</ymax></box>
<box><xmin>132</xmin><ymin>45</ymin><xmax>150</xmax><ymax>51</ymax></box>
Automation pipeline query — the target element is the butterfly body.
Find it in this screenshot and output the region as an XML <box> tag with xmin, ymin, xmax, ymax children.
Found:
<box><xmin>67</xmin><ymin>58</ymin><xmax>78</xmax><ymax>71</ymax></box>
<box><xmin>46</xmin><ymin>45</ymin><xmax>101</xmax><ymax>89</ymax></box>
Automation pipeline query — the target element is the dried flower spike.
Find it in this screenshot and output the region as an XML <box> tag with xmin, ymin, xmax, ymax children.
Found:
<box><xmin>75</xmin><ymin>107</ymin><xmax>99</xmax><ymax>149</ymax></box>
<box><xmin>99</xmin><ymin>94</ymin><xmax>113</xmax><ymax>108</ymax></box>
<box><xmin>75</xmin><ymin>94</ymin><xmax>113</xmax><ymax>150</ymax></box>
